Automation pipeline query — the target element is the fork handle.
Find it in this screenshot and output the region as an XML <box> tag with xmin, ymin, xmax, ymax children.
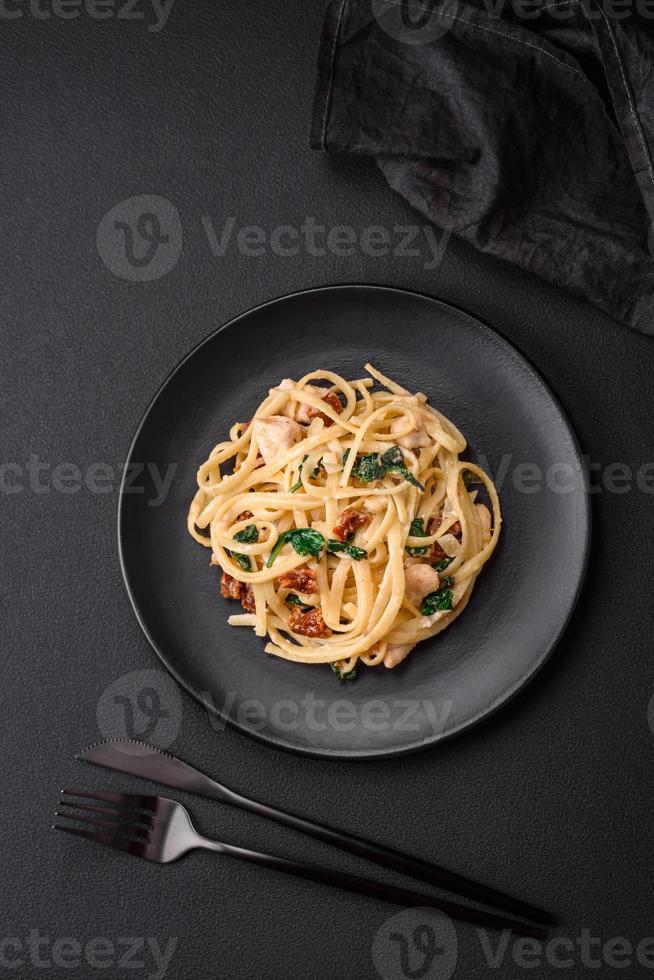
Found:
<box><xmin>204</xmin><ymin>839</ymin><xmax>545</xmax><ymax>939</ymax></box>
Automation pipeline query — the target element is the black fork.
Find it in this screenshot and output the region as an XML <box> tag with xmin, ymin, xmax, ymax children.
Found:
<box><xmin>54</xmin><ymin>790</ymin><xmax>547</xmax><ymax>939</ymax></box>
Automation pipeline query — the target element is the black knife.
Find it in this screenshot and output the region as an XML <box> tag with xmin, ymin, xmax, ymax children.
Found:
<box><xmin>78</xmin><ymin>738</ymin><xmax>554</xmax><ymax>929</ymax></box>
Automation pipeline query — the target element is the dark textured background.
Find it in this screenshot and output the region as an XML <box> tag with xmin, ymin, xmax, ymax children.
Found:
<box><xmin>2</xmin><ymin>1</ymin><xmax>654</xmax><ymax>978</ymax></box>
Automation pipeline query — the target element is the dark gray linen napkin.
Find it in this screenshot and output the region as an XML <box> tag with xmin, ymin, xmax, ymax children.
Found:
<box><xmin>311</xmin><ymin>0</ymin><xmax>654</xmax><ymax>333</ymax></box>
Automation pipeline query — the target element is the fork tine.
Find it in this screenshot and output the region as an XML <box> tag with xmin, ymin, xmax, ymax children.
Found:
<box><xmin>61</xmin><ymin>789</ymin><xmax>157</xmax><ymax>813</ymax></box>
<box><xmin>58</xmin><ymin>799</ymin><xmax>153</xmax><ymax>828</ymax></box>
<box><xmin>53</xmin><ymin>823</ymin><xmax>148</xmax><ymax>857</ymax></box>
<box><xmin>55</xmin><ymin>810</ymin><xmax>150</xmax><ymax>840</ymax></box>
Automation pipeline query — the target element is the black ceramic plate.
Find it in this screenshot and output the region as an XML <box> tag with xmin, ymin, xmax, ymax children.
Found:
<box><xmin>119</xmin><ymin>285</ymin><xmax>589</xmax><ymax>759</ymax></box>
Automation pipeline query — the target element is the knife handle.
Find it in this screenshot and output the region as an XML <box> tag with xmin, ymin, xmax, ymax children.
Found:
<box><xmin>227</xmin><ymin>790</ymin><xmax>554</xmax><ymax>927</ymax></box>
<box><xmin>211</xmin><ymin>839</ymin><xmax>546</xmax><ymax>939</ymax></box>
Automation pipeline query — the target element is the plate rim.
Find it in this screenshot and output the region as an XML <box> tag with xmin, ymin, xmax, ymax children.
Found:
<box><xmin>117</xmin><ymin>283</ymin><xmax>591</xmax><ymax>760</ymax></box>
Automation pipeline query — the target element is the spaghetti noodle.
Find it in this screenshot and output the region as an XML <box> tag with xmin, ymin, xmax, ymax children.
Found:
<box><xmin>188</xmin><ymin>364</ymin><xmax>501</xmax><ymax>674</ymax></box>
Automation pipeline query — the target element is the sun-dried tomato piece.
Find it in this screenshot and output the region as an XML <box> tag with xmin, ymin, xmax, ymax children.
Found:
<box><xmin>427</xmin><ymin>515</ymin><xmax>462</xmax><ymax>562</ymax></box>
<box><xmin>220</xmin><ymin>572</ymin><xmax>243</xmax><ymax>600</ymax></box>
<box><xmin>236</xmin><ymin>510</ymin><xmax>254</xmax><ymax>522</ymax></box>
<box><xmin>240</xmin><ymin>584</ymin><xmax>256</xmax><ymax>613</ymax></box>
<box><xmin>220</xmin><ymin>571</ymin><xmax>256</xmax><ymax>612</ymax></box>
<box><xmin>431</xmin><ymin>541</ymin><xmax>447</xmax><ymax>562</ymax></box>
<box><xmin>428</xmin><ymin>515</ymin><xmax>462</xmax><ymax>539</ymax></box>
<box><xmin>276</xmin><ymin>567</ymin><xmax>318</xmax><ymax>594</ymax></box>
<box><xmin>300</xmin><ymin>391</ymin><xmax>343</xmax><ymax>427</ymax></box>
<box><xmin>449</xmin><ymin>520</ymin><xmax>462</xmax><ymax>540</ymax></box>
<box><xmin>332</xmin><ymin>507</ymin><xmax>371</xmax><ymax>542</ymax></box>
<box><xmin>287</xmin><ymin>607</ymin><xmax>332</xmax><ymax>638</ymax></box>
<box><xmin>321</xmin><ymin>390</ymin><xmax>343</xmax><ymax>417</ymax></box>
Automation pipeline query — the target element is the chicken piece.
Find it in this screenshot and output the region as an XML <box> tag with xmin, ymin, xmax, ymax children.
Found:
<box><xmin>251</xmin><ymin>416</ymin><xmax>302</xmax><ymax>466</ymax></box>
<box><xmin>276</xmin><ymin>567</ymin><xmax>318</xmax><ymax>594</ymax></box>
<box><xmin>383</xmin><ymin>643</ymin><xmax>415</xmax><ymax>669</ymax></box>
<box><xmin>332</xmin><ymin>507</ymin><xmax>371</xmax><ymax>542</ymax></box>
<box><xmin>476</xmin><ymin>503</ymin><xmax>492</xmax><ymax>546</ymax></box>
<box><xmin>404</xmin><ymin>563</ymin><xmax>440</xmax><ymax>608</ymax></box>
<box><xmin>390</xmin><ymin>416</ymin><xmax>431</xmax><ymax>450</ymax></box>
<box><xmin>293</xmin><ymin>384</ymin><xmax>321</xmax><ymax>423</ymax></box>
<box><xmin>271</xmin><ymin>382</ymin><xmax>320</xmax><ymax>423</ymax></box>
<box><xmin>287</xmin><ymin>607</ymin><xmax>332</xmax><ymax>638</ymax></box>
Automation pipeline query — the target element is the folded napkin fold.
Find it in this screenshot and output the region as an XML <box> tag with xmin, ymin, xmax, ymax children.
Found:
<box><xmin>311</xmin><ymin>0</ymin><xmax>654</xmax><ymax>333</ymax></box>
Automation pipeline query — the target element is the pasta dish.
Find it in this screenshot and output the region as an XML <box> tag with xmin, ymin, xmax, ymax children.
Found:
<box><xmin>188</xmin><ymin>364</ymin><xmax>501</xmax><ymax>677</ymax></box>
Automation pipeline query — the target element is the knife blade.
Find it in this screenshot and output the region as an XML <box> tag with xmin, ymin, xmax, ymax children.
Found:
<box><xmin>77</xmin><ymin>739</ymin><xmax>237</xmax><ymax>804</ymax></box>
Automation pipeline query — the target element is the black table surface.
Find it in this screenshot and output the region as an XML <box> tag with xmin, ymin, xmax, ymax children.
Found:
<box><xmin>3</xmin><ymin>2</ymin><xmax>654</xmax><ymax>978</ymax></box>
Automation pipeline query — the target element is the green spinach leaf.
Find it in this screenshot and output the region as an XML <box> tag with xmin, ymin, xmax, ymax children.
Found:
<box><xmin>234</xmin><ymin>524</ymin><xmax>259</xmax><ymax>545</ymax></box>
<box><xmin>420</xmin><ymin>576</ymin><xmax>455</xmax><ymax>615</ymax></box>
<box><xmin>406</xmin><ymin>517</ymin><xmax>428</xmax><ymax>556</ymax></box>
<box><xmin>326</xmin><ymin>539</ymin><xmax>368</xmax><ymax>561</ymax></box>
<box><xmin>352</xmin><ymin>452</ymin><xmax>385</xmax><ymax>483</ymax></box>
<box><xmin>266</xmin><ymin>528</ymin><xmax>326</xmax><ymax>567</ymax></box>
<box><xmin>290</xmin><ymin>455</ymin><xmax>323</xmax><ymax>493</ymax></box>
<box><xmin>285</xmin><ymin>592</ymin><xmax>308</xmax><ymax>608</ymax></box>
<box><xmin>343</xmin><ymin>445</ymin><xmax>424</xmax><ymax>491</ymax></box>
<box><xmin>229</xmin><ymin>551</ymin><xmax>251</xmax><ymax>572</ymax></box>
<box><xmin>381</xmin><ymin>445</ymin><xmax>425</xmax><ymax>491</ymax></box>
<box><xmin>380</xmin><ymin>445</ymin><xmax>404</xmax><ymax>469</ymax></box>
<box><xmin>229</xmin><ymin>523</ymin><xmax>260</xmax><ymax>571</ymax></box>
